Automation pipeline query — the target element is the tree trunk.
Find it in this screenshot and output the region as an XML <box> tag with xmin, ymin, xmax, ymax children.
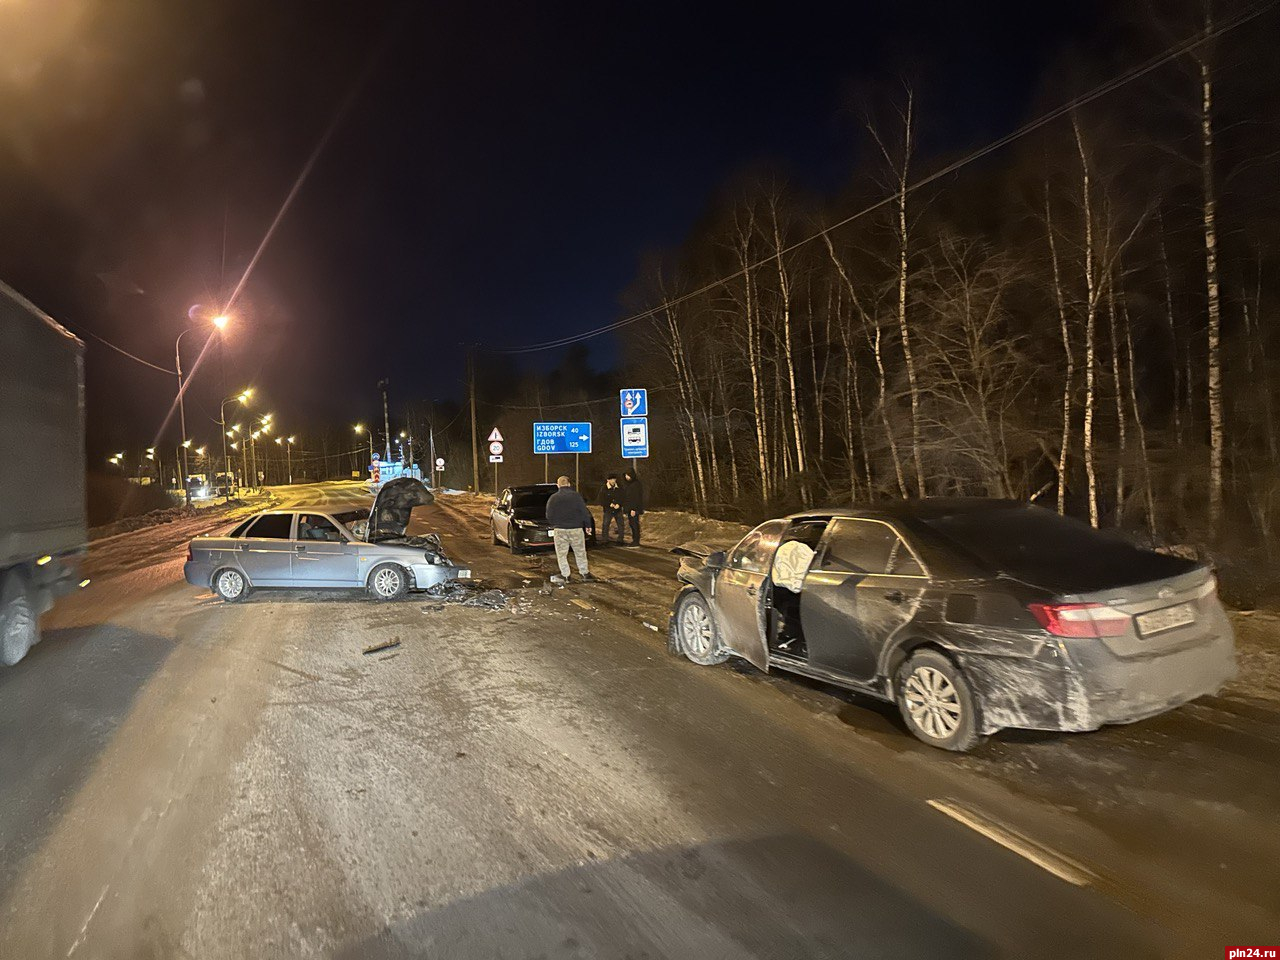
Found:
<box><xmin>892</xmin><ymin>93</ymin><xmax>925</xmax><ymax>497</ymax></box>
<box><xmin>1073</xmin><ymin>115</ymin><xmax>1101</xmax><ymax>527</ymax></box>
<box><xmin>1045</xmin><ymin>189</ymin><xmax>1074</xmax><ymax>515</ymax></box>
<box><xmin>1157</xmin><ymin>208</ymin><xmax>1184</xmax><ymax>449</ymax></box>
<box><xmin>1123</xmin><ymin>302</ymin><xmax>1158</xmax><ymax>537</ymax></box>
<box><xmin>823</xmin><ymin>233</ymin><xmax>907</xmax><ymax>497</ymax></box>
<box><xmin>769</xmin><ymin>197</ymin><xmax>808</xmax><ymax>501</ymax></box>
<box><xmin>738</xmin><ymin>224</ymin><xmax>771</xmax><ymax>503</ymax></box>
<box><xmin>1199</xmin><ymin>6</ymin><xmax>1225</xmax><ymax>525</ymax></box>
<box><xmin>1107</xmin><ymin>283</ymin><xmax>1127</xmax><ymax>525</ymax></box>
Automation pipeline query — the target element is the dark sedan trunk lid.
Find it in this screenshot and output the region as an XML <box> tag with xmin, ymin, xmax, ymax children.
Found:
<box><xmin>1067</xmin><ymin>566</ymin><xmax>1219</xmax><ymax>657</ymax></box>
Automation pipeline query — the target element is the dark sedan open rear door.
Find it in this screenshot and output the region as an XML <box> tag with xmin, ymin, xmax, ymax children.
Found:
<box><xmin>712</xmin><ymin>519</ymin><xmax>788</xmax><ymax>670</ymax></box>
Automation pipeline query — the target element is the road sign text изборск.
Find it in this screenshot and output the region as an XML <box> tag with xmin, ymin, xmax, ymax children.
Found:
<box><xmin>532</xmin><ymin>422</ymin><xmax>592</xmax><ymax>454</ymax></box>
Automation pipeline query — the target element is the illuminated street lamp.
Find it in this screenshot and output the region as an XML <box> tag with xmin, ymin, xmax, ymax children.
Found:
<box><xmin>355</xmin><ymin>423</ymin><xmax>374</xmax><ymax>464</ymax></box>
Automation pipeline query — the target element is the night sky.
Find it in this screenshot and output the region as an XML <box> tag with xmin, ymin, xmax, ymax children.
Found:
<box><xmin>0</xmin><ymin>0</ymin><xmax>1104</xmax><ymax>461</ymax></box>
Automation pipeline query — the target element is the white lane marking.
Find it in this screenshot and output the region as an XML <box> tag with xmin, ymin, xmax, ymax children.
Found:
<box><xmin>66</xmin><ymin>885</ymin><xmax>109</xmax><ymax>956</ymax></box>
<box><xmin>927</xmin><ymin>798</ymin><xmax>1095</xmax><ymax>887</ymax></box>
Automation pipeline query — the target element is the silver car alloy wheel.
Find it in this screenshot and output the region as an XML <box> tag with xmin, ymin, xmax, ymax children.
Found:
<box><xmin>373</xmin><ymin>566</ymin><xmax>402</xmax><ymax>598</ymax></box>
<box><xmin>680</xmin><ymin>601</ymin><xmax>714</xmax><ymax>657</ymax></box>
<box><xmin>217</xmin><ymin>569</ymin><xmax>245</xmax><ymax>600</ymax></box>
<box><xmin>903</xmin><ymin>665</ymin><xmax>962</xmax><ymax>741</ymax></box>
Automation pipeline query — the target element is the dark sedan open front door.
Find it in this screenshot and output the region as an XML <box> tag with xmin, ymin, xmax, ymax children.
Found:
<box><xmin>801</xmin><ymin>518</ymin><xmax>929</xmax><ymax>683</ymax></box>
<box><xmin>712</xmin><ymin>519</ymin><xmax>788</xmax><ymax>670</ymax></box>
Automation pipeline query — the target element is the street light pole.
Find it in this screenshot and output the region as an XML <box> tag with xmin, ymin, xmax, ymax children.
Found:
<box><xmin>175</xmin><ymin>314</ymin><xmax>229</xmax><ymax>507</ymax></box>
<box><xmin>219</xmin><ymin>389</ymin><xmax>251</xmax><ymax>501</ymax></box>
<box><xmin>175</xmin><ymin>330</ymin><xmax>191</xmax><ymax>506</ymax></box>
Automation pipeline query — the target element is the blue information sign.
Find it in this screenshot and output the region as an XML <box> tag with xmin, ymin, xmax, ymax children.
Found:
<box><xmin>620</xmin><ymin>417</ymin><xmax>649</xmax><ymax>458</ymax></box>
<box><xmin>620</xmin><ymin>388</ymin><xmax>648</xmax><ymax>418</ymax></box>
<box><xmin>533</xmin><ymin>421</ymin><xmax>593</xmax><ymax>454</ymax></box>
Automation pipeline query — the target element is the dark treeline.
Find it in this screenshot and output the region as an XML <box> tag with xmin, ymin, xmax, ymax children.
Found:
<box><xmin>613</xmin><ymin>1</ymin><xmax>1279</xmax><ymax>567</ymax></box>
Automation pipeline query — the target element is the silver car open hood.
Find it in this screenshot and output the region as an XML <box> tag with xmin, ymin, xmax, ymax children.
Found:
<box><xmin>368</xmin><ymin>477</ymin><xmax>434</xmax><ymax>542</ymax></box>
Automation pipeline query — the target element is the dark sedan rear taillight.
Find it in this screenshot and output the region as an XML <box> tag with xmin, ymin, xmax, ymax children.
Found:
<box><xmin>186</xmin><ymin>546</ymin><xmax>193</xmax><ymax>562</ymax></box>
<box><xmin>1028</xmin><ymin>602</ymin><xmax>1130</xmax><ymax>638</ymax></box>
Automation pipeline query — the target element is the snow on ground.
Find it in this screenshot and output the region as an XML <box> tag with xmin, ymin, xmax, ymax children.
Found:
<box><xmin>89</xmin><ymin>494</ymin><xmax>274</xmax><ymax>542</ymax></box>
<box><xmin>1227</xmin><ymin>611</ymin><xmax>1280</xmax><ymax>700</ymax></box>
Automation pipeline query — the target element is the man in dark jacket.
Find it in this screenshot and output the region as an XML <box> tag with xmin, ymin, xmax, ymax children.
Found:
<box><xmin>545</xmin><ymin>476</ymin><xmax>595</xmax><ymax>584</ymax></box>
<box><xmin>597</xmin><ymin>474</ymin><xmax>624</xmax><ymax>544</ymax></box>
<box><xmin>620</xmin><ymin>469</ymin><xmax>645</xmax><ymax>546</ymax></box>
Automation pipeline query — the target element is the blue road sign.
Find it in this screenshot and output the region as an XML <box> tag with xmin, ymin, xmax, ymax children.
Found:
<box><xmin>620</xmin><ymin>388</ymin><xmax>648</xmax><ymax>418</ymax></box>
<box><xmin>533</xmin><ymin>421</ymin><xmax>593</xmax><ymax>454</ymax></box>
<box><xmin>620</xmin><ymin>417</ymin><xmax>649</xmax><ymax>458</ymax></box>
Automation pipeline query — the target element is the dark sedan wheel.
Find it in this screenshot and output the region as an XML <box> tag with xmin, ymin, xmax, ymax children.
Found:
<box><xmin>213</xmin><ymin>567</ymin><xmax>249</xmax><ymax>603</ymax></box>
<box><xmin>508</xmin><ymin>530</ymin><xmax>523</xmax><ymax>555</ymax></box>
<box><xmin>895</xmin><ymin>650</ymin><xmax>981</xmax><ymax>752</ymax></box>
<box><xmin>674</xmin><ymin>592</ymin><xmax>728</xmax><ymax>666</ymax></box>
<box><xmin>368</xmin><ymin>563</ymin><xmax>408</xmax><ymax>601</ymax></box>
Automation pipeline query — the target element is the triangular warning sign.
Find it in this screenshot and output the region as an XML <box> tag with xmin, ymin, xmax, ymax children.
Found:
<box><xmin>487</xmin><ymin>427</ymin><xmax>504</xmax><ymax>442</ymax></box>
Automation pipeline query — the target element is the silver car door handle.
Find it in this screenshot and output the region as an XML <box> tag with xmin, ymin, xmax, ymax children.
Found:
<box><xmin>746</xmin><ymin>585</ymin><xmax>757</xmax><ymax>597</ymax></box>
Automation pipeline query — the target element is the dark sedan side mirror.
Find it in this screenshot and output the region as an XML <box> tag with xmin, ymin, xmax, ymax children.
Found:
<box><xmin>706</xmin><ymin>550</ymin><xmax>727</xmax><ymax>568</ymax></box>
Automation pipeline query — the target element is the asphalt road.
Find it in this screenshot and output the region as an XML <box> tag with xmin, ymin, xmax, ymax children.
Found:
<box><xmin>1</xmin><ymin>481</ymin><xmax>1275</xmax><ymax>959</ymax></box>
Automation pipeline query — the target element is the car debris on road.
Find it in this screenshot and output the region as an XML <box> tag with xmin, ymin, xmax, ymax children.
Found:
<box><xmin>421</xmin><ymin>579</ymin><xmax>513</xmax><ymax>612</ymax></box>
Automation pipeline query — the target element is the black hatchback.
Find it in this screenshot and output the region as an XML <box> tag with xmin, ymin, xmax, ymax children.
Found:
<box><xmin>490</xmin><ymin>483</ymin><xmax>596</xmax><ymax>554</ymax></box>
<box><xmin>669</xmin><ymin>499</ymin><xmax>1236</xmax><ymax>751</ymax></box>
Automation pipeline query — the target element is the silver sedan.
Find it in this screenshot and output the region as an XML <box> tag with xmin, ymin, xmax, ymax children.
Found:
<box><xmin>183</xmin><ymin>478</ymin><xmax>470</xmax><ymax>602</ymax></box>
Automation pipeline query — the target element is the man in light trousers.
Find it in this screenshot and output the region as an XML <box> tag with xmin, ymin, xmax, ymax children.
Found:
<box><xmin>545</xmin><ymin>476</ymin><xmax>595</xmax><ymax>584</ymax></box>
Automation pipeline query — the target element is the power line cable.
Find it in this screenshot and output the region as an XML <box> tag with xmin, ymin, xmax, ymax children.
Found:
<box><xmin>77</xmin><ymin>327</ymin><xmax>177</xmax><ymax>374</ymax></box>
<box><xmin>492</xmin><ymin>0</ymin><xmax>1276</xmax><ymax>355</ymax></box>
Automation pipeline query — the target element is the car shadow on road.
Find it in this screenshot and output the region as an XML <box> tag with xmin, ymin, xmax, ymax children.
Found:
<box><xmin>0</xmin><ymin>624</ymin><xmax>174</xmax><ymax>892</ymax></box>
<box><xmin>332</xmin><ymin>833</ymin><xmax>994</xmax><ymax>960</ymax></box>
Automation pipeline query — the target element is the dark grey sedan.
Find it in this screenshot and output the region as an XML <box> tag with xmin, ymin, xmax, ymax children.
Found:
<box><xmin>669</xmin><ymin>499</ymin><xmax>1236</xmax><ymax>751</ymax></box>
<box><xmin>184</xmin><ymin>478</ymin><xmax>470</xmax><ymax>602</ymax></box>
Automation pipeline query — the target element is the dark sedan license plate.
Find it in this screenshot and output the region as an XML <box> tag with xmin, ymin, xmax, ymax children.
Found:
<box><xmin>1136</xmin><ymin>602</ymin><xmax>1195</xmax><ymax>636</ymax></box>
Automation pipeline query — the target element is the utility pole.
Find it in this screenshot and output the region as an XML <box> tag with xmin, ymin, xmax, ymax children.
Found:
<box><xmin>428</xmin><ymin>399</ymin><xmax>437</xmax><ymax>488</ymax></box>
<box><xmin>468</xmin><ymin>348</ymin><xmax>479</xmax><ymax>493</ymax></box>
<box><xmin>379</xmin><ymin>378</ymin><xmax>392</xmax><ymax>462</ymax></box>
<box><xmin>176</xmin><ymin>345</ymin><xmax>190</xmax><ymax>507</ymax></box>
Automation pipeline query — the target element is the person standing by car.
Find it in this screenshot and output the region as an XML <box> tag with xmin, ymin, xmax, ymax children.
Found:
<box><xmin>598</xmin><ymin>474</ymin><xmax>625</xmax><ymax>544</ymax></box>
<box><xmin>621</xmin><ymin>469</ymin><xmax>645</xmax><ymax>546</ymax></box>
<box><xmin>546</xmin><ymin>476</ymin><xmax>596</xmax><ymax>584</ymax></box>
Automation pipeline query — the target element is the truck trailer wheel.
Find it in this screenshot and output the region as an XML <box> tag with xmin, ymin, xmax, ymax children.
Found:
<box><xmin>0</xmin><ymin>571</ymin><xmax>38</xmax><ymax>667</ymax></box>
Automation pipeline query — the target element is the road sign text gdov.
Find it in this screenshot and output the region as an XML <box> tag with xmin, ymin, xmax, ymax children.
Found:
<box><xmin>533</xmin><ymin>421</ymin><xmax>592</xmax><ymax>454</ymax></box>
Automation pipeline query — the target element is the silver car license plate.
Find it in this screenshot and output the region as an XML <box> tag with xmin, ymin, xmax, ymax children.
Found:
<box><xmin>1137</xmin><ymin>602</ymin><xmax>1195</xmax><ymax>636</ymax></box>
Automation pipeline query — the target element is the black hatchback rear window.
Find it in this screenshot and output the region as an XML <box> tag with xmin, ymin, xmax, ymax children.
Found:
<box><xmin>921</xmin><ymin>505</ymin><xmax>1194</xmax><ymax>592</ymax></box>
